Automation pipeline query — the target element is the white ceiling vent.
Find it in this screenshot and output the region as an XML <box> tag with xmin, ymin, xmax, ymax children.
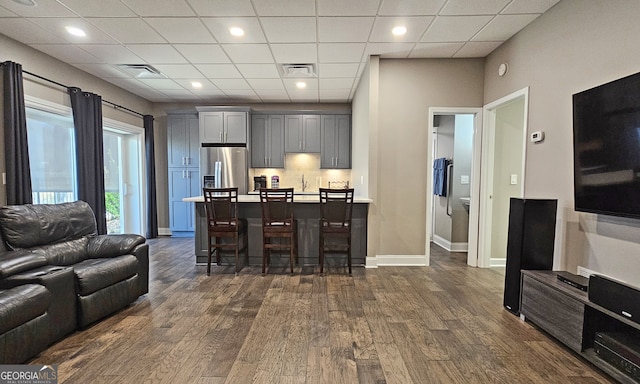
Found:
<box><xmin>116</xmin><ymin>64</ymin><xmax>165</xmax><ymax>79</ymax></box>
<box><xmin>280</xmin><ymin>63</ymin><xmax>316</xmax><ymax>78</ymax></box>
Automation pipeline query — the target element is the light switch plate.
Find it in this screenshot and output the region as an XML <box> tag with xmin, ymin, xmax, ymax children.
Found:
<box><xmin>510</xmin><ymin>174</ymin><xmax>518</xmax><ymax>185</ymax></box>
<box><xmin>460</xmin><ymin>175</ymin><xmax>469</xmax><ymax>185</ymax></box>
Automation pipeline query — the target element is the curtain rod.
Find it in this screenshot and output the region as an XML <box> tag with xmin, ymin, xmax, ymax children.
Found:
<box><xmin>22</xmin><ymin>69</ymin><xmax>146</xmax><ymax>118</ymax></box>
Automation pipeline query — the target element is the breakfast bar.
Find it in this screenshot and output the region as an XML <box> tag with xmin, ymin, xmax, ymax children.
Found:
<box><xmin>183</xmin><ymin>194</ymin><xmax>371</xmax><ymax>267</ymax></box>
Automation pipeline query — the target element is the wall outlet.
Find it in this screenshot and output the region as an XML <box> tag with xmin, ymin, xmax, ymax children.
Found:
<box><xmin>577</xmin><ymin>266</ymin><xmax>598</xmax><ymax>278</ymax></box>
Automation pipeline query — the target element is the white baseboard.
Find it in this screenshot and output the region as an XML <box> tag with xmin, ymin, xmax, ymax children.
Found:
<box><xmin>158</xmin><ymin>228</ymin><xmax>172</xmax><ymax>236</ymax></box>
<box><xmin>432</xmin><ymin>235</ymin><xmax>468</xmax><ymax>252</ymax></box>
<box><xmin>577</xmin><ymin>266</ymin><xmax>598</xmax><ymax>278</ymax></box>
<box><xmin>366</xmin><ymin>255</ymin><xmax>428</xmax><ymax>268</ymax></box>
<box><xmin>490</xmin><ymin>258</ymin><xmax>507</xmax><ymax>267</ymax></box>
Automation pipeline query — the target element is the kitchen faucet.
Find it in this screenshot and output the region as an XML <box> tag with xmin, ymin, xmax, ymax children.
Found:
<box><xmin>301</xmin><ymin>174</ymin><xmax>308</xmax><ymax>192</ymax></box>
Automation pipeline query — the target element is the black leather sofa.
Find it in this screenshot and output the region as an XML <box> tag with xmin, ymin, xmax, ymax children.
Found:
<box><xmin>0</xmin><ymin>201</ymin><xmax>149</xmax><ymax>363</ymax></box>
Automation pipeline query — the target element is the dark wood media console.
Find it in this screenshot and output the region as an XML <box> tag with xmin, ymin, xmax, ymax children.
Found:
<box><xmin>521</xmin><ymin>270</ymin><xmax>640</xmax><ymax>384</ymax></box>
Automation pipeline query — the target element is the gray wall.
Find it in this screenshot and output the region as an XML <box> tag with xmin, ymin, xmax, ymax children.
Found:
<box><xmin>483</xmin><ymin>0</ymin><xmax>640</xmax><ymax>285</ymax></box>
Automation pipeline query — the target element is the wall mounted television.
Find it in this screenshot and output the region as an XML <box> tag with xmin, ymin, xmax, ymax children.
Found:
<box><xmin>573</xmin><ymin>71</ymin><xmax>640</xmax><ymax>219</ymax></box>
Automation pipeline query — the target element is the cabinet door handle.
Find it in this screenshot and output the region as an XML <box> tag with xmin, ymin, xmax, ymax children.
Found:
<box><xmin>299</xmin><ymin>141</ymin><xmax>302</xmax><ymax>151</ymax></box>
<box><xmin>264</xmin><ymin>157</ymin><xmax>267</xmax><ymax>166</ymax></box>
<box><xmin>219</xmin><ymin>131</ymin><xmax>223</xmax><ymax>142</ymax></box>
<box><xmin>224</xmin><ymin>131</ymin><xmax>228</xmax><ymax>142</ymax></box>
<box><xmin>182</xmin><ymin>170</ymin><xmax>186</xmax><ymax>178</ymax></box>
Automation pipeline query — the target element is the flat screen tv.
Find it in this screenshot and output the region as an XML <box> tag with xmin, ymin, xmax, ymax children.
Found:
<box><xmin>573</xmin><ymin>72</ymin><xmax>640</xmax><ymax>219</ymax></box>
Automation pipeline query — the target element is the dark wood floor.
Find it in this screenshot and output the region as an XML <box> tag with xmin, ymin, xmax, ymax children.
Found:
<box><xmin>30</xmin><ymin>237</ymin><xmax>613</xmax><ymax>383</ymax></box>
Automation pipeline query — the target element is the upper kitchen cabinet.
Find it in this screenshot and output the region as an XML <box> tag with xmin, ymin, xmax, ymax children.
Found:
<box><xmin>167</xmin><ymin>113</ymin><xmax>199</xmax><ymax>168</ymax></box>
<box><xmin>321</xmin><ymin>115</ymin><xmax>351</xmax><ymax>169</ymax></box>
<box><xmin>285</xmin><ymin>115</ymin><xmax>321</xmax><ymax>153</ymax></box>
<box><xmin>197</xmin><ymin>107</ymin><xmax>250</xmax><ymax>144</ymax></box>
<box><xmin>251</xmin><ymin>115</ymin><xmax>285</xmax><ymax>168</ymax></box>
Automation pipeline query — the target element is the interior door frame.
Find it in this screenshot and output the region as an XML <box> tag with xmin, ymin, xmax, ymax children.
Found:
<box><xmin>474</xmin><ymin>87</ymin><xmax>529</xmax><ymax>268</ymax></box>
<box><xmin>426</xmin><ymin>107</ymin><xmax>482</xmax><ymax>266</ymax></box>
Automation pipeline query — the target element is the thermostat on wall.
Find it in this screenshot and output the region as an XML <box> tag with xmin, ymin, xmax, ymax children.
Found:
<box><xmin>531</xmin><ymin>131</ymin><xmax>545</xmax><ymax>143</ymax></box>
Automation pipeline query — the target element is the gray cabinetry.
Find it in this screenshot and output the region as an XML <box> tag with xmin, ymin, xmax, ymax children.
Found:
<box><xmin>251</xmin><ymin>115</ymin><xmax>285</xmax><ymax>168</ymax></box>
<box><xmin>167</xmin><ymin>113</ymin><xmax>200</xmax><ymax>233</ymax></box>
<box><xmin>521</xmin><ymin>270</ymin><xmax>640</xmax><ymax>384</ymax></box>
<box><xmin>321</xmin><ymin>115</ymin><xmax>351</xmax><ymax>169</ymax></box>
<box><xmin>285</xmin><ymin>115</ymin><xmax>321</xmax><ymax>153</ymax></box>
<box><xmin>199</xmin><ymin>110</ymin><xmax>248</xmax><ymax>144</ymax></box>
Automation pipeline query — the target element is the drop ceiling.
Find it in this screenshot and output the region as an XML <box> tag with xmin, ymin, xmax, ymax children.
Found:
<box><xmin>0</xmin><ymin>0</ymin><xmax>560</xmax><ymax>103</ymax></box>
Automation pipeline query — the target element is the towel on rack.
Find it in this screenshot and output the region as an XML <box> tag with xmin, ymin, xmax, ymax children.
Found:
<box><xmin>433</xmin><ymin>157</ymin><xmax>449</xmax><ymax>196</ymax></box>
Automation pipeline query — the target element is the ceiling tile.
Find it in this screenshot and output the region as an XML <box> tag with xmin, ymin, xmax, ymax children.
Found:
<box><xmin>173</xmin><ymin>78</ymin><xmax>218</xmax><ymax>90</ymax></box>
<box><xmin>319</xmin><ymin>89</ymin><xmax>351</xmax><ymax>101</ymax></box>
<box><xmin>318</xmin><ymin>17</ymin><xmax>374</xmax><ymax>43</ymax></box>
<box><xmin>440</xmin><ymin>0</ymin><xmax>511</xmax><ymax>15</ymax></box>
<box><xmin>247</xmin><ymin>79</ymin><xmax>286</xmax><ymax>90</ymax></box>
<box><xmin>318</xmin><ymin>63</ymin><xmax>360</xmax><ymax>78</ymax></box>
<box><xmin>158</xmin><ymin>89</ymin><xmax>198</xmax><ymax>97</ymax></box>
<box><xmin>287</xmin><ymin>89</ymin><xmax>319</xmax><ymax>102</ymax></box>
<box><xmin>365</xmin><ymin>43</ymin><xmax>415</xmax><ymax>58</ymax></box>
<box><xmin>173</xmin><ymin>44</ymin><xmax>231</xmax><ymax>64</ymax></box>
<box><xmin>473</xmin><ymin>14</ymin><xmax>539</xmax><ymax>41</ymax></box>
<box><xmin>194</xmin><ymin>64</ymin><xmax>242</xmax><ymax>78</ymax></box>
<box><xmin>210</xmin><ymin>78</ymin><xmax>252</xmax><ymax>90</ymax></box>
<box><xmin>126</xmin><ymin>44</ymin><xmax>189</xmax><ymax>64</ymax></box>
<box><xmin>59</xmin><ymin>0</ymin><xmax>137</xmax><ymax>17</ymax></box>
<box><xmin>153</xmin><ymin>64</ymin><xmax>203</xmax><ymax>78</ymax></box>
<box><xmin>379</xmin><ymin>0</ymin><xmax>446</xmax><ymax>15</ymax></box>
<box><xmin>369</xmin><ymin>16</ymin><xmax>434</xmax><ymax>42</ymax></box>
<box><xmin>187</xmin><ymin>0</ymin><xmax>255</xmax><ymax>16</ymax></box>
<box><xmin>453</xmin><ymin>41</ymin><xmax>502</xmax><ymax>57</ymax></box>
<box><xmin>421</xmin><ymin>16</ymin><xmax>494</xmax><ymax>42</ymax></box>
<box><xmin>229</xmin><ymin>90</ymin><xmax>261</xmax><ymax>102</ymax></box>
<box><xmin>0</xmin><ymin>0</ymin><xmax>76</xmax><ymax>17</ymax></box>
<box><xmin>143</xmin><ymin>18</ymin><xmax>215</xmax><ymax>44</ymax></box>
<box><xmin>261</xmin><ymin>17</ymin><xmax>316</xmax><ymax>43</ymax></box>
<box><xmin>255</xmin><ymin>90</ymin><xmax>291</xmax><ymax>102</ymax></box>
<box><xmin>0</xmin><ymin>6</ymin><xmax>18</xmax><ymax>17</ymax></box>
<box><xmin>76</xmin><ymin>44</ymin><xmax>143</xmax><ymax>64</ymax></box>
<box><xmin>317</xmin><ymin>0</ymin><xmax>380</xmax><ymax>16</ymax></box>
<box><xmin>138</xmin><ymin>78</ymin><xmax>184</xmax><ymax>90</ymax></box>
<box><xmin>270</xmin><ymin>44</ymin><xmax>317</xmax><ymax>64</ymax></box>
<box><xmin>191</xmin><ymin>88</ymin><xmax>227</xmax><ymax>97</ymax></box>
<box><xmin>502</xmin><ymin>0</ymin><xmax>560</xmax><ymax>14</ymax></box>
<box><xmin>221</xmin><ymin>44</ymin><xmax>274</xmax><ymax>63</ymax></box>
<box><xmin>409</xmin><ymin>42</ymin><xmax>465</xmax><ymax>58</ymax></box>
<box><xmin>120</xmin><ymin>0</ymin><xmax>195</xmax><ymax>16</ymax></box>
<box><xmin>27</xmin><ymin>17</ymin><xmax>121</xmax><ymax>44</ymax></box>
<box><xmin>236</xmin><ymin>64</ymin><xmax>281</xmax><ymax>78</ymax></box>
<box><xmin>0</xmin><ymin>19</ymin><xmax>68</xmax><ymax>44</ymax></box>
<box><xmin>87</xmin><ymin>18</ymin><xmax>165</xmax><ymax>44</ymax></box>
<box><xmin>201</xmin><ymin>17</ymin><xmax>266</xmax><ymax>44</ymax></box>
<box><xmin>283</xmin><ymin>78</ymin><xmax>318</xmax><ymax>90</ymax></box>
<box><xmin>29</xmin><ymin>44</ymin><xmax>100</xmax><ymax>64</ymax></box>
<box><xmin>318</xmin><ymin>43</ymin><xmax>366</xmax><ymax>63</ymax></box>
<box><xmin>252</xmin><ymin>0</ymin><xmax>316</xmax><ymax>16</ymax></box>
<box><xmin>320</xmin><ymin>78</ymin><xmax>354</xmax><ymax>89</ymax></box>
<box><xmin>73</xmin><ymin>63</ymin><xmax>131</xmax><ymax>79</ymax></box>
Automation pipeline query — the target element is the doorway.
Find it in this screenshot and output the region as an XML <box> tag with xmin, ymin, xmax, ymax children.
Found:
<box><xmin>472</xmin><ymin>88</ymin><xmax>529</xmax><ymax>268</ymax></box>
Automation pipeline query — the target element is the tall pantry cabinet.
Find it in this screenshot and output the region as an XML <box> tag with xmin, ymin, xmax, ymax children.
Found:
<box><xmin>167</xmin><ymin>113</ymin><xmax>200</xmax><ymax>234</ymax></box>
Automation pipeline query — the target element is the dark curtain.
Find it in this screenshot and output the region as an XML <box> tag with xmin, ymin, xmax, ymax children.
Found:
<box><xmin>68</xmin><ymin>87</ymin><xmax>107</xmax><ymax>234</ymax></box>
<box><xmin>2</xmin><ymin>61</ymin><xmax>33</xmax><ymax>205</ymax></box>
<box><xmin>144</xmin><ymin>115</ymin><xmax>158</xmax><ymax>238</ymax></box>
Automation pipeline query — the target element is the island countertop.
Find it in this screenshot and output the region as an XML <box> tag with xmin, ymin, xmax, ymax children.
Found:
<box><xmin>183</xmin><ymin>194</ymin><xmax>372</xmax><ymax>203</ymax></box>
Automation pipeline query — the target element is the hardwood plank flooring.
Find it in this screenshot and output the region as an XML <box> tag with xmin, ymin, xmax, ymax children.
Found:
<box><xmin>29</xmin><ymin>238</ymin><xmax>614</xmax><ymax>383</ymax></box>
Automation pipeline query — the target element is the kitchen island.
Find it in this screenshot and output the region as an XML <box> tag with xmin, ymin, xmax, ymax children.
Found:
<box><xmin>183</xmin><ymin>194</ymin><xmax>371</xmax><ymax>268</ymax></box>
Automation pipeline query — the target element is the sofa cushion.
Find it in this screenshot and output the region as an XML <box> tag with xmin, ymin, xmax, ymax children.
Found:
<box><xmin>73</xmin><ymin>255</ymin><xmax>138</xmax><ymax>296</ymax></box>
<box><xmin>87</xmin><ymin>234</ymin><xmax>146</xmax><ymax>259</ymax></box>
<box><xmin>31</xmin><ymin>237</ymin><xmax>90</xmax><ymax>266</ymax></box>
<box><xmin>0</xmin><ymin>284</ymin><xmax>50</xmax><ymax>334</ymax></box>
<box><xmin>0</xmin><ymin>201</ymin><xmax>97</xmax><ymax>250</ymax></box>
<box><xmin>0</xmin><ymin>250</ymin><xmax>48</xmax><ymax>278</ymax></box>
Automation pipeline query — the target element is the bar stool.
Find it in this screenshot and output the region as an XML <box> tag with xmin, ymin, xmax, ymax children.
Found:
<box><xmin>203</xmin><ymin>187</ymin><xmax>248</xmax><ymax>275</ymax></box>
<box><xmin>259</xmin><ymin>188</ymin><xmax>297</xmax><ymax>275</ymax></box>
<box><xmin>319</xmin><ymin>188</ymin><xmax>354</xmax><ymax>275</ymax></box>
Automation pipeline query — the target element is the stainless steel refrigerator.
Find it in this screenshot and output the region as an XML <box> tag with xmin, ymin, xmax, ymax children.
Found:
<box><xmin>200</xmin><ymin>145</ymin><xmax>248</xmax><ymax>194</ymax></box>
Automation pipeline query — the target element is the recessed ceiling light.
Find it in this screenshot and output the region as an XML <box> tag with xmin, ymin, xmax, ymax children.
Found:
<box><xmin>296</xmin><ymin>81</ymin><xmax>307</xmax><ymax>89</ymax></box>
<box><xmin>12</xmin><ymin>0</ymin><xmax>37</xmax><ymax>6</ymax></box>
<box><xmin>191</xmin><ymin>81</ymin><xmax>203</xmax><ymax>89</ymax></box>
<box><xmin>65</xmin><ymin>26</ymin><xmax>86</xmax><ymax>37</ymax></box>
<box><xmin>392</xmin><ymin>26</ymin><xmax>407</xmax><ymax>36</ymax></box>
<box><xmin>229</xmin><ymin>27</ymin><xmax>244</xmax><ymax>37</ymax></box>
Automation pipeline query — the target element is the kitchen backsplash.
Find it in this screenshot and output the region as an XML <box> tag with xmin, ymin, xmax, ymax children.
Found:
<box><xmin>249</xmin><ymin>153</ymin><xmax>351</xmax><ymax>192</ymax></box>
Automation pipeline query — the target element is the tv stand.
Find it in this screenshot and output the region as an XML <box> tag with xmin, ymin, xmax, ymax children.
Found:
<box><xmin>520</xmin><ymin>270</ymin><xmax>640</xmax><ymax>384</ymax></box>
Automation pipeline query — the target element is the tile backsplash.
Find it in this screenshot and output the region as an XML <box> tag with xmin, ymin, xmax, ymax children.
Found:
<box><xmin>249</xmin><ymin>153</ymin><xmax>351</xmax><ymax>192</ymax></box>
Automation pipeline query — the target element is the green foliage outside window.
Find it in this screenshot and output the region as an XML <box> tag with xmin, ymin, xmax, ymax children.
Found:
<box><xmin>105</xmin><ymin>192</ymin><xmax>120</xmax><ymax>219</ymax></box>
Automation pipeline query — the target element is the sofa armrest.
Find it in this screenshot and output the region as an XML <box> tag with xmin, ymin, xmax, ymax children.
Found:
<box><xmin>87</xmin><ymin>234</ymin><xmax>146</xmax><ymax>259</ymax></box>
<box><xmin>0</xmin><ymin>250</ymin><xmax>48</xmax><ymax>279</ymax></box>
